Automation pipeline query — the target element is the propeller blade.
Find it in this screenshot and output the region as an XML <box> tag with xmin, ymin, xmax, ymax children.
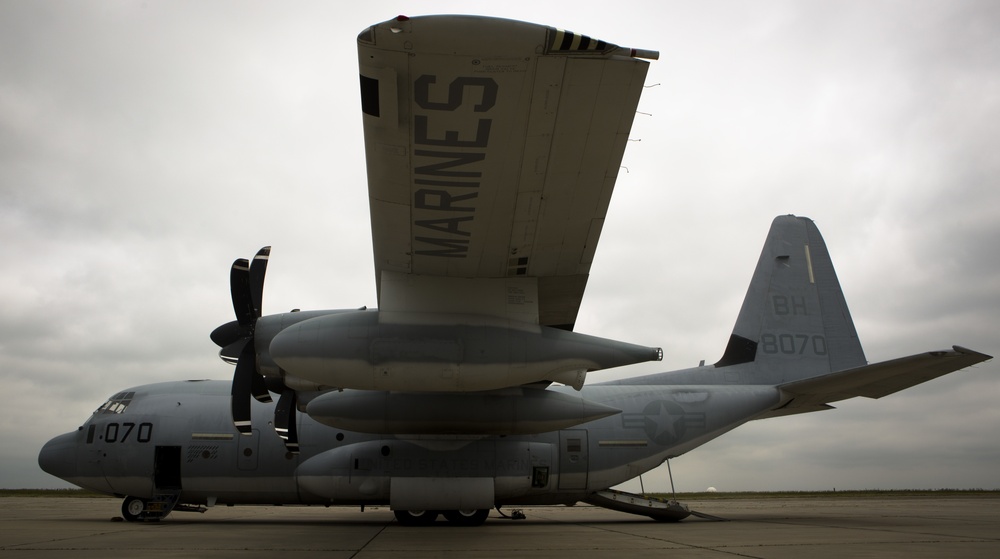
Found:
<box><xmin>230</xmin><ymin>341</ymin><xmax>256</xmax><ymax>435</ymax></box>
<box><xmin>251</xmin><ymin>369</ymin><xmax>273</xmax><ymax>404</ymax></box>
<box><xmin>230</xmin><ymin>258</ymin><xmax>253</xmax><ymax>327</ymax></box>
<box><xmin>264</xmin><ymin>375</ymin><xmax>288</xmax><ymax>395</ymax></box>
<box><xmin>249</xmin><ymin>246</ymin><xmax>270</xmax><ymax>319</ymax></box>
<box><xmin>211</xmin><ymin>320</ymin><xmax>245</xmax><ymax>349</ymax></box>
<box><xmin>223</xmin><ymin>247</ymin><xmax>276</xmax><ymax>434</ymax></box>
<box><xmin>274</xmin><ymin>389</ymin><xmax>299</xmax><ymax>455</ymax></box>
<box><xmin>218</xmin><ymin>340</ymin><xmax>243</xmax><ymax>365</ymax></box>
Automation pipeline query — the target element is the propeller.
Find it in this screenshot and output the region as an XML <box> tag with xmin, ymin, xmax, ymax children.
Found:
<box><xmin>274</xmin><ymin>389</ymin><xmax>299</xmax><ymax>455</ymax></box>
<box><xmin>211</xmin><ymin>247</ymin><xmax>299</xmax><ymax>454</ymax></box>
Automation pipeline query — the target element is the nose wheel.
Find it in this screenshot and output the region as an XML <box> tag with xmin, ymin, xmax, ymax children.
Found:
<box><xmin>120</xmin><ymin>494</ymin><xmax>179</xmax><ymax>522</ymax></box>
<box><xmin>121</xmin><ymin>496</ymin><xmax>149</xmax><ymax>522</ymax></box>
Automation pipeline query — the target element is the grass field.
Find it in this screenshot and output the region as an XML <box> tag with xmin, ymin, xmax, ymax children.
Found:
<box><xmin>0</xmin><ymin>489</ymin><xmax>111</xmax><ymax>498</ymax></box>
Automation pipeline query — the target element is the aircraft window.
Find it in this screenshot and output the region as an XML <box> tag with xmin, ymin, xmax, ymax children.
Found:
<box><xmin>566</xmin><ymin>438</ymin><xmax>582</xmax><ymax>453</ymax></box>
<box><xmin>532</xmin><ymin>466</ymin><xmax>549</xmax><ymax>488</ymax></box>
<box><xmin>94</xmin><ymin>391</ymin><xmax>135</xmax><ymax>415</ymax></box>
<box><xmin>360</xmin><ymin>75</ymin><xmax>380</xmax><ymax>117</ymax></box>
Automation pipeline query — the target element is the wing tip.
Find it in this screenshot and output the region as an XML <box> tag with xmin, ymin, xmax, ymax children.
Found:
<box><xmin>950</xmin><ymin>345</ymin><xmax>993</xmax><ymax>363</ymax></box>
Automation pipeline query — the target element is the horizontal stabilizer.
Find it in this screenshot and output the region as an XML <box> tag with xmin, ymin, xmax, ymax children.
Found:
<box><xmin>765</xmin><ymin>346</ymin><xmax>991</xmax><ymax>417</ymax></box>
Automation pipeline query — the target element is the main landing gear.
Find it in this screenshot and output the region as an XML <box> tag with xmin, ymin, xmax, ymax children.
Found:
<box><xmin>394</xmin><ymin>509</ymin><xmax>490</xmax><ymax>526</ymax></box>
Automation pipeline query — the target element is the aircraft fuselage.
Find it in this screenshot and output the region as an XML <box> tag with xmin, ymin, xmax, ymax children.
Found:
<box><xmin>39</xmin><ymin>215</ymin><xmax>992</xmax><ymax>523</ymax></box>
<box><xmin>39</xmin><ymin>378</ymin><xmax>778</xmax><ymax>508</ymax></box>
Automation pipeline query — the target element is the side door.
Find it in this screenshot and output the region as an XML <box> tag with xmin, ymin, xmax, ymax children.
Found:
<box><xmin>153</xmin><ymin>445</ymin><xmax>182</xmax><ymax>491</ymax></box>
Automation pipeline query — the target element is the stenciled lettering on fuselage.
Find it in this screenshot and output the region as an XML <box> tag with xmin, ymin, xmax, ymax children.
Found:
<box><xmin>412</xmin><ymin>74</ymin><xmax>499</xmax><ymax>258</ymax></box>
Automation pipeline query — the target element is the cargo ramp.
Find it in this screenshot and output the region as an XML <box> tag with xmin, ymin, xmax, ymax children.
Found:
<box><xmin>583</xmin><ymin>489</ymin><xmax>692</xmax><ymax>522</ymax></box>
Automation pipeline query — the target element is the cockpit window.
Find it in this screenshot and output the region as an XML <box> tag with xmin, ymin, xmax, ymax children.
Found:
<box><xmin>94</xmin><ymin>391</ymin><xmax>135</xmax><ymax>415</ymax></box>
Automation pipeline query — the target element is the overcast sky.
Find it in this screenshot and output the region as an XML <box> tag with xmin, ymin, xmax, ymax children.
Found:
<box><xmin>2</xmin><ymin>0</ymin><xmax>997</xmax><ymax>492</ymax></box>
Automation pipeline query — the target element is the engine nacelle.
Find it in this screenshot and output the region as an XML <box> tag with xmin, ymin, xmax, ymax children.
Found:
<box><xmin>306</xmin><ymin>387</ymin><xmax>620</xmax><ymax>435</ymax></box>
<box><xmin>267</xmin><ymin>310</ymin><xmax>662</xmax><ymax>392</ymax></box>
<box><xmin>251</xmin><ymin>309</ymin><xmax>359</xmax><ymax>389</ymax></box>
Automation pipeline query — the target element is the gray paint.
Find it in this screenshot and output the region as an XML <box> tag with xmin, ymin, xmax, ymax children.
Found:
<box><xmin>306</xmin><ymin>388</ymin><xmax>620</xmax><ymax>434</ymax></box>
<box><xmin>268</xmin><ymin>309</ymin><xmax>663</xmax><ymax>391</ymax></box>
<box><xmin>39</xmin><ymin>215</ymin><xmax>990</xmax><ymax>518</ymax></box>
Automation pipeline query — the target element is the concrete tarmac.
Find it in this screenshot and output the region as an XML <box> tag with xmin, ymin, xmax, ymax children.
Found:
<box><xmin>2</xmin><ymin>495</ymin><xmax>999</xmax><ymax>558</ymax></box>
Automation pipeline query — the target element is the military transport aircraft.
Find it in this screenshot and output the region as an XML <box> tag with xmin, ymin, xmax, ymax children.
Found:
<box><xmin>39</xmin><ymin>15</ymin><xmax>990</xmax><ymax>526</ymax></box>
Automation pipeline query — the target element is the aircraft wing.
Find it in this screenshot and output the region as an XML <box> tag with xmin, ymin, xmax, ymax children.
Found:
<box><xmin>358</xmin><ymin>16</ymin><xmax>655</xmax><ymax>329</ymax></box>
<box><xmin>763</xmin><ymin>346</ymin><xmax>992</xmax><ymax>417</ymax></box>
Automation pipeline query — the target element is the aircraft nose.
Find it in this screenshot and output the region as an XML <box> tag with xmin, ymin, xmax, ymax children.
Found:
<box><xmin>38</xmin><ymin>431</ymin><xmax>79</xmax><ymax>479</ymax></box>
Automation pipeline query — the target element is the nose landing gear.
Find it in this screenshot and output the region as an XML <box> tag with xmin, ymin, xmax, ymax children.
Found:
<box><xmin>119</xmin><ymin>493</ymin><xmax>182</xmax><ymax>522</ymax></box>
<box><xmin>121</xmin><ymin>496</ymin><xmax>149</xmax><ymax>522</ymax></box>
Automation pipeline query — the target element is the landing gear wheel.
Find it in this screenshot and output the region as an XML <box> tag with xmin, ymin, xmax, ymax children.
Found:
<box><xmin>394</xmin><ymin>509</ymin><xmax>439</xmax><ymax>526</ymax></box>
<box><xmin>443</xmin><ymin>509</ymin><xmax>489</xmax><ymax>526</ymax></box>
<box><xmin>121</xmin><ymin>496</ymin><xmax>148</xmax><ymax>522</ymax></box>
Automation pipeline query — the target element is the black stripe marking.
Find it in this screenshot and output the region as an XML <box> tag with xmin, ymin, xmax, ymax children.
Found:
<box><xmin>560</xmin><ymin>32</ymin><xmax>574</xmax><ymax>50</ymax></box>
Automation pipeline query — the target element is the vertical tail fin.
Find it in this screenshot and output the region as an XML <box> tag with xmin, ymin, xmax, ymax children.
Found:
<box><xmin>715</xmin><ymin>215</ymin><xmax>866</xmax><ymax>380</ymax></box>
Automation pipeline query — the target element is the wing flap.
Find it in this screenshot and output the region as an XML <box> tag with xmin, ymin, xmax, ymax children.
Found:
<box><xmin>379</xmin><ymin>270</ymin><xmax>539</xmax><ymax>324</ymax></box>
